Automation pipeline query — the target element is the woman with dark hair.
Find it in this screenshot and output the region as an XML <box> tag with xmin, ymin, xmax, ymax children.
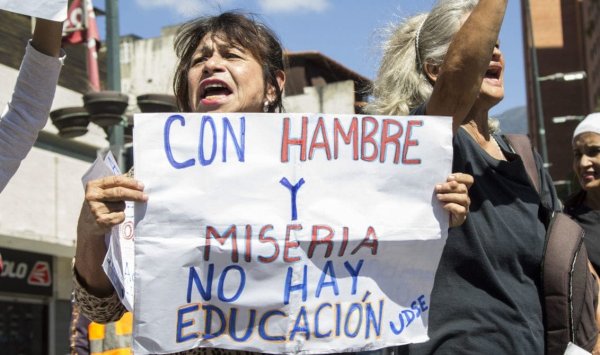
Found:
<box><xmin>74</xmin><ymin>11</ymin><xmax>287</xmax><ymax>326</ymax></box>
<box><xmin>73</xmin><ymin>11</ymin><xmax>472</xmax><ymax>354</ymax></box>
<box><xmin>370</xmin><ymin>0</ymin><xmax>562</xmax><ymax>353</ymax></box>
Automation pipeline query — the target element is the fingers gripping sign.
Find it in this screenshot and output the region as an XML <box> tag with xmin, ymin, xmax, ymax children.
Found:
<box><xmin>435</xmin><ymin>173</ymin><xmax>473</xmax><ymax>228</ymax></box>
<box><xmin>84</xmin><ymin>175</ymin><xmax>148</xmax><ymax>232</ymax></box>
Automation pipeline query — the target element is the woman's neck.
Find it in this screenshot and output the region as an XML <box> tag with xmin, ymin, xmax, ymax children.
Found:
<box><xmin>461</xmin><ymin>106</ymin><xmax>506</xmax><ymax>161</ymax></box>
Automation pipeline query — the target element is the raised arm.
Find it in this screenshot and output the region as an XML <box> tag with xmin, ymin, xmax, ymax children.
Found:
<box><xmin>31</xmin><ymin>18</ymin><xmax>63</xmax><ymax>57</ymax></box>
<box><xmin>0</xmin><ymin>18</ymin><xmax>63</xmax><ymax>192</ymax></box>
<box><xmin>425</xmin><ymin>0</ymin><xmax>508</xmax><ymax>133</ymax></box>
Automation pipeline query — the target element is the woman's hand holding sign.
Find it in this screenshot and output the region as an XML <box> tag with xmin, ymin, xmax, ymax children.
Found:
<box><xmin>75</xmin><ymin>175</ymin><xmax>147</xmax><ymax>297</ymax></box>
<box><xmin>436</xmin><ymin>173</ymin><xmax>473</xmax><ymax>228</ymax></box>
<box><xmin>83</xmin><ymin>175</ymin><xmax>148</xmax><ymax>234</ymax></box>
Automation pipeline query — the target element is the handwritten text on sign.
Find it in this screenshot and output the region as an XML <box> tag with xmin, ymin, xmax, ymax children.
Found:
<box><xmin>133</xmin><ymin>113</ymin><xmax>452</xmax><ymax>354</ymax></box>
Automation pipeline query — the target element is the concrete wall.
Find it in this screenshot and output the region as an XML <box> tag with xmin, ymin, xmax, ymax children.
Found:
<box><xmin>283</xmin><ymin>80</ymin><xmax>355</xmax><ymax>114</ymax></box>
<box><xmin>120</xmin><ymin>34</ymin><xmax>178</xmax><ymax>107</ymax></box>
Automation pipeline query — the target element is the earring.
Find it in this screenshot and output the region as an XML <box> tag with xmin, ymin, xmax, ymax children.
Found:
<box><xmin>263</xmin><ymin>101</ymin><xmax>270</xmax><ymax>113</ymax></box>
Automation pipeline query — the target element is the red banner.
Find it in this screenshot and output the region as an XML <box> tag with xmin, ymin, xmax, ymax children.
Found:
<box><xmin>63</xmin><ymin>0</ymin><xmax>101</xmax><ymax>91</ymax></box>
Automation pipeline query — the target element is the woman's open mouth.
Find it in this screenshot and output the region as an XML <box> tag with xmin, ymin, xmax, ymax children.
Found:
<box><xmin>484</xmin><ymin>63</ymin><xmax>502</xmax><ymax>86</ymax></box>
<box><xmin>200</xmin><ymin>80</ymin><xmax>232</xmax><ymax>104</ymax></box>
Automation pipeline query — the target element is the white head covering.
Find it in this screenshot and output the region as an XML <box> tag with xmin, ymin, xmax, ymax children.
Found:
<box><xmin>573</xmin><ymin>112</ymin><xmax>600</xmax><ymax>144</ymax></box>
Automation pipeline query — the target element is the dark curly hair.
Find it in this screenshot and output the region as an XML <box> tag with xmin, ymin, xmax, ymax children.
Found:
<box><xmin>173</xmin><ymin>11</ymin><xmax>285</xmax><ymax>112</ymax></box>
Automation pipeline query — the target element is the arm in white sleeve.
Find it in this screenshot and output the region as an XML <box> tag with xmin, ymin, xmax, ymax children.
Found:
<box><xmin>0</xmin><ymin>42</ymin><xmax>64</xmax><ymax>192</ymax></box>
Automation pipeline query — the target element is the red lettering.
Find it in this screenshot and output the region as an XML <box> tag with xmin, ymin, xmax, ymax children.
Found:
<box><xmin>308</xmin><ymin>225</ymin><xmax>334</xmax><ymax>258</ymax></box>
<box><xmin>338</xmin><ymin>227</ymin><xmax>349</xmax><ymax>257</ymax></box>
<box><xmin>284</xmin><ymin>224</ymin><xmax>302</xmax><ymax>263</ymax></box>
<box><xmin>244</xmin><ymin>225</ymin><xmax>252</xmax><ymax>262</ymax></box>
<box><xmin>351</xmin><ymin>226</ymin><xmax>378</xmax><ymax>255</ymax></box>
<box><xmin>380</xmin><ymin>119</ymin><xmax>403</xmax><ymax>163</ymax></box>
<box><xmin>334</xmin><ymin>117</ymin><xmax>358</xmax><ymax>160</ymax></box>
<box><xmin>308</xmin><ymin>117</ymin><xmax>332</xmax><ymax>160</ymax></box>
<box><xmin>361</xmin><ymin>116</ymin><xmax>379</xmax><ymax>161</ymax></box>
<box><xmin>205</xmin><ymin>225</ymin><xmax>238</xmax><ymax>262</ymax></box>
<box><xmin>402</xmin><ymin>120</ymin><xmax>423</xmax><ymax>165</ymax></box>
<box><xmin>258</xmin><ymin>225</ymin><xmax>279</xmax><ymax>263</ymax></box>
<box><xmin>281</xmin><ymin>116</ymin><xmax>308</xmax><ymax>162</ymax></box>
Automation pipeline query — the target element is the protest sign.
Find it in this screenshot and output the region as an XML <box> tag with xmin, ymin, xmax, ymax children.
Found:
<box><xmin>0</xmin><ymin>0</ymin><xmax>67</xmax><ymax>21</ymax></box>
<box><xmin>133</xmin><ymin>113</ymin><xmax>452</xmax><ymax>354</ymax></box>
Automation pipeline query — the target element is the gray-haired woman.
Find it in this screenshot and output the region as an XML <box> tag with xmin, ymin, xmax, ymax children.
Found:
<box><xmin>370</xmin><ymin>0</ymin><xmax>562</xmax><ymax>353</ymax></box>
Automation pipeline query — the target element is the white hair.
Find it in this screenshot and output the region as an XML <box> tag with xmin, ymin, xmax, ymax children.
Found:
<box><xmin>367</xmin><ymin>0</ymin><xmax>478</xmax><ymax>116</ymax></box>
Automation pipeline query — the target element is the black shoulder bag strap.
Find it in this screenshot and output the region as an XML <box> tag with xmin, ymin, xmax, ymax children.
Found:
<box><xmin>502</xmin><ymin>134</ymin><xmax>597</xmax><ymax>354</ymax></box>
<box><xmin>502</xmin><ymin>134</ymin><xmax>541</xmax><ymax>194</ymax></box>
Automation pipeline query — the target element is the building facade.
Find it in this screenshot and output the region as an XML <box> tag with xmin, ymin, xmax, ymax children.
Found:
<box><xmin>522</xmin><ymin>0</ymin><xmax>600</xmax><ymax>191</ymax></box>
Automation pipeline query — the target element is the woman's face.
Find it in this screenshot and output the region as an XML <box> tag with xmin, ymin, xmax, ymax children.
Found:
<box><xmin>478</xmin><ymin>43</ymin><xmax>505</xmax><ymax>106</ymax></box>
<box><xmin>187</xmin><ymin>33</ymin><xmax>269</xmax><ymax>113</ymax></box>
<box><xmin>573</xmin><ymin>132</ymin><xmax>600</xmax><ymax>191</ymax></box>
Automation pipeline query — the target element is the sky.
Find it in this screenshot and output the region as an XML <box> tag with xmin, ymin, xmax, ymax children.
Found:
<box><xmin>94</xmin><ymin>0</ymin><xmax>526</xmax><ymax>116</ymax></box>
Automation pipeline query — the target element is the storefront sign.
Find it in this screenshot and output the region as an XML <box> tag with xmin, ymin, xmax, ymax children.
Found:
<box><xmin>0</xmin><ymin>248</ymin><xmax>53</xmax><ymax>296</ymax></box>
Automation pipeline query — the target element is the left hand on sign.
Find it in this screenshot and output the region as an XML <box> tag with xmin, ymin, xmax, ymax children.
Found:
<box><xmin>435</xmin><ymin>173</ymin><xmax>473</xmax><ymax>228</ymax></box>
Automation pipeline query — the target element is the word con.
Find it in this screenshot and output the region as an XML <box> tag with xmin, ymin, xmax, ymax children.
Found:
<box><xmin>281</xmin><ymin>116</ymin><xmax>423</xmax><ymax>164</ymax></box>
<box><xmin>164</xmin><ymin>114</ymin><xmax>245</xmax><ymax>169</ymax></box>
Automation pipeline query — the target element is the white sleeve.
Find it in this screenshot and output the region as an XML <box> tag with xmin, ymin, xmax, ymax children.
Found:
<box><xmin>0</xmin><ymin>41</ymin><xmax>65</xmax><ymax>192</ymax></box>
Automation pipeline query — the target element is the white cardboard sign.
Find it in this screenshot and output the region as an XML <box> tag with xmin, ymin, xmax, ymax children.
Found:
<box><xmin>132</xmin><ymin>113</ymin><xmax>453</xmax><ymax>354</ymax></box>
<box><xmin>0</xmin><ymin>0</ymin><xmax>67</xmax><ymax>22</ymax></box>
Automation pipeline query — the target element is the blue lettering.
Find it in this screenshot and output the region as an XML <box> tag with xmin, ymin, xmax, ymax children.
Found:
<box><xmin>344</xmin><ymin>303</ymin><xmax>363</xmax><ymax>338</ymax></box>
<box><xmin>258</xmin><ymin>310</ymin><xmax>286</xmax><ymax>341</ymax></box>
<box><xmin>187</xmin><ymin>264</ymin><xmax>214</xmax><ymax>302</ymax></box>
<box><xmin>199</xmin><ymin>115</ymin><xmax>217</xmax><ymax>166</ymax></box>
<box><xmin>176</xmin><ymin>304</ymin><xmax>199</xmax><ymax>343</ymax></box>
<box><xmin>164</xmin><ymin>115</ymin><xmax>195</xmax><ymax>169</ymax></box>
<box><xmin>390</xmin><ymin>313</ymin><xmax>405</xmax><ymax>335</ymax></box>
<box><xmin>335</xmin><ymin>303</ymin><xmax>342</xmax><ymax>336</ymax></box>
<box><xmin>402</xmin><ymin>309</ymin><xmax>415</xmax><ymax>328</ymax></box>
<box><xmin>316</xmin><ymin>261</ymin><xmax>339</xmax><ymax>298</ymax></box>
<box><xmin>283</xmin><ymin>265</ymin><xmax>307</xmax><ymax>305</ymax></box>
<box><xmin>366</xmin><ymin>300</ymin><xmax>384</xmax><ymax>338</ymax></box>
<box><xmin>228</xmin><ymin>308</ymin><xmax>255</xmax><ymax>342</ymax></box>
<box><xmin>314</xmin><ymin>303</ymin><xmax>333</xmax><ymax>338</ymax></box>
<box><xmin>418</xmin><ymin>295</ymin><xmax>429</xmax><ymax>312</ymax></box>
<box><xmin>290</xmin><ymin>306</ymin><xmax>310</xmax><ymax>340</ymax></box>
<box><xmin>343</xmin><ymin>259</ymin><xmax>364</xmax><ymax>295</ymax></box>
<box><xmin>202</xmin><ymin>304</ymin><xmax>226</xmax><ymax>339</ymax></box>
<box><xmin>410</xmin><ymin>301</ymin><xmax>421</xmax><ymax>317</ymax></box>
<box><xmin>217</xmin><ymin>265</ymin><xmax>246</xmax><ymax>303</ymax></box>
<box><xmin>389</xmin><ymin>295</ymin><xmax>428</xmax><ymax>335</ymax></box>
<box><xmin>279</xmin><ymin>177</ymin><xmax>305</xmax><ymax>221</ymax></box>
<box><xmin>222</xmin><ymin>117</ymin><xmax>245</xmax><ymax>162</ymax></box>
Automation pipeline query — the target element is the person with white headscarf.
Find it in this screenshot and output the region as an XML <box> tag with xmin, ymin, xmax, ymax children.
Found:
<box><xmin>565</xmin><ymin>113</ymin><xmax>600</xmax><ymax>272</ymax></box>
